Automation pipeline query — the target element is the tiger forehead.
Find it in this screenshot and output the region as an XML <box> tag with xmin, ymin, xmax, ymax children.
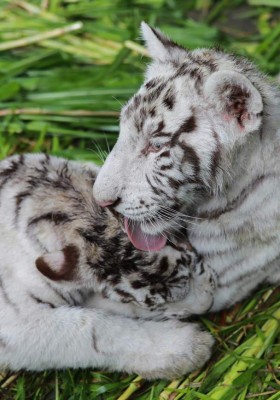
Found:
<box><xmin>122</xmin><ymin>47</ymin><xmax>243</xmax><ymax>123</ymax></box>
<box><xmin>121</xmin><ymin>59</ymin><xmax>209</xmax><ymax>125</ymax></box>
<box><xmin>122</xmin><ymin>77</ymin><xmax>172</xmax><ymax>119</ymax></box>
<box><xmin>121</xmin><ymin>98</ymin><xmax>195</xmax><ymax>146</ymax></box>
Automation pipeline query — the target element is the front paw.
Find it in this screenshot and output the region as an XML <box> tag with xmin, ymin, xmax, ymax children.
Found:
<box><xmin>134</xmin><ymin>321</ymin><xmax>214</xmax><ymax>379</ymax></box>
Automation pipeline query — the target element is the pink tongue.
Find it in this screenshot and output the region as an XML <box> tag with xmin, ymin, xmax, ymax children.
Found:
<box><xmin>124</xmin><ymin>217</ymin><xmax>167</xmax><ymax>252</ymax></box>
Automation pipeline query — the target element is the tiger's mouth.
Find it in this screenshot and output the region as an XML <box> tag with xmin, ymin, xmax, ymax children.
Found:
<box><xmin>109</xmin><ymin>208</ymin><xmax>178</xmax><ymax>252</ymax></box>
<box><xmin>123</xmin><ymin>217</ymin><xmax>167</xmax><ymax>252</ymax></box>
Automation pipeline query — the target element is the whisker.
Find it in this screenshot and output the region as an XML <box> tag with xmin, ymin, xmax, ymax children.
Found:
<box><xmin>156</xmin><ymin>216</ymin><xmax>187</xmax><ymax>238</ymax></box>
<box><xmin>159</xmin><ymin>205</ymin><xmax>204</xmax><ymax>220</ymax></box>
<box><xmin>146</xmin><ymin>215</ymin><xmax>180</xmax><ymax>247</ymax></box>
<box><xmin>155</xmin><ymin>208</ymin><xmax>199</xmax><ymax>227</ymax></box>
<box><xmin>87</xmin><ymin>146</ymin><xmax>105</xmax><ymax>164</ymax></box>
<box><xmin>91</xmin><ymin>140</ymin><xmax>107</xmax><ymax>163</ymax></box>
<box><xmin>146</xmin><ymin>212</ymin><xmax>187</xmax><ymax>244</ymax></box>
<box><xmin>104</xmin><ymin>135</ymin><xmax>111</xmax><ymax>155</ymax></box>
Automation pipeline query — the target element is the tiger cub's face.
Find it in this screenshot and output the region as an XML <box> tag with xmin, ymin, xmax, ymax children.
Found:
<box><xmin>93</xmin><ymin>23</ymin><xmax>263</xmax><ymax>251</ymax></box>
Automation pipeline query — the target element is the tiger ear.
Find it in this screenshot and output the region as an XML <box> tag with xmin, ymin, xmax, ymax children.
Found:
<box><xmin>141</xmin><ymin>21</ymin><xmax>187</xmax><ymax>63</ymax></box>
<box><xmin>35</xmin><ymin>245</ymin><xmax>79</xmax><ymax>281</ymax></box>
<box><xmin>204</xmin><ymin>70</ymin><xmax>263</xmax><ymax>133</ymax></box>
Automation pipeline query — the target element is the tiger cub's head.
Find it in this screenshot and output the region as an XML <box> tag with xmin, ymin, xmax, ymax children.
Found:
<box><xmin>93</xmin><ymin>23</ymin><xmax>269</xmax><ymax>251</ymax></box>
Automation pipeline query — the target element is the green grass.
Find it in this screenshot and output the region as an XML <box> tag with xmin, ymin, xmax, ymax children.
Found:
<box><xmin>0</xmin><ymin>0</ymin><xmax>280</xmax><ymax>399</ymax></box>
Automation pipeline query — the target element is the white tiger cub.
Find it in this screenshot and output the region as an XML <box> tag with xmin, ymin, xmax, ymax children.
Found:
<box><xmin>0</xmin><ymin>153</ymin><xmax>214</xmax><ymax>379</ymax></box>
<box><xmin>94</xmin><ymin>23</ymin><xmax>280</xmax><ymax>312</ymax></box>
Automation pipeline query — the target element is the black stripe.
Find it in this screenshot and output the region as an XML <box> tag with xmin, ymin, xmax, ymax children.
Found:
<box><xmin>28</xmin><ymin>212</ymin><xmax>71</xmax><ymax>226</ymax></box>
<box><xmin>170</xmin><ymin>115</ymin><xmax>197</xmax><ymax>148</ymax></box>
<box><xmin>44</xmin><ymin>281</ymin><xmax>71</xmax><ymax>305</ymax></box>
<box><xmin>157</xmin><ymin>171</ymin><xmax>170</xmax><ymax>178</ymax></box>
<box><xmin>158</xmin><ymin>256</ymin><xmax>169</xmax><ymax>274</ymax></box>
<box><xmin>163</xmin><ymin>92</ymin><xmax>175</xmax><ymax>110</ymax></box>
<box><xmin>78</xmin><ymin>225</ymin><xmax>106</xmax><ymax>244</ymax></box>
<box><xmin>168</xmin><ymin>177</ymin><xmax>183</xmax><ymax>190</ymax></box>
<box><xmin>180</xmin><ymin>144</ymin><xmax>200</xmax><ymax>176</ymax></box>
<box><xmin>131</xmin><ymin>280</ymin><xmax>147</xmax><ymax>289</ymax></box>
<box><xmin>0</xmin><ymin>155</ymin><xmax>24</xmax><ymax>189</ymax></box>
<box><xmin>92</xmin><ymin>328</ymin><xmax>99</xmax><ymax>352</ymax></box>
<box><xmin>145</xmin><ymin>174</ymin><xmax>162</xmax><ymax>196</ymax></box>
<box><xmin>152</xmin><ymin>121</ymin><xmax>165</xmax><ymax>135</ymax></box>
<box><xmin>149</xmin><ymin>107</ymin><xmax>157</xmax><ymax>117</ymax></box>
<box><xmin>150</xmin><ymin>27</ymin><xmax>185</xmax><ymax>50</ymax></box>
<box><xmin>146</xmin><ymin>174</ymin><xmax>172</xmax><ymax>199</ymax></box>
<box><xmin>160</xmin><ymin>164</ymin><xmax>173</xmax><ymax>171</ymax></box>
<box><xmin>145</xmin><ymin>78</ymin><xmax>160</xmax><ymax>89</ymax></box>
<box><xmin>14</xmin><ymin>190</ymin><xmax>32</xmax><ymax>223</ymax></box>
<box><xmin>30</xmin><ymin>293</ymin><xmax>56</xmax><ymax>308</ymax></box>
<box><xmin>115</xmin><ymin>288</ymin><xmax>137</xmax><ymax>303</ymax></box>
<box><xmin>188</xmin><ymin>53</ymin><xmax>218</xmax><ymax>72</ymax></box>
<box><xmin>177</xmin><ymin>115</ymin><xmax>196</xmax><ymax>134</ymax></box>
<box><xmin>147</xmin><ymin>83</ymin><xmax>167</xmax><ymax>103</ymax></box>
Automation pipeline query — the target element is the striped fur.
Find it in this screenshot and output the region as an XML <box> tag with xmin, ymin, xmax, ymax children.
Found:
<box><xmin>0</xmin><ymin>153</ymin><xmax>213</xmax><ymax>377</ymax></box>
<box><xmin>2</xmin><ymin>23</ymin><xmax>279</xmax><ymax>377</ymax></box>
<box><xmin>94</xmin><ymin>22</ymin><xmax>280</xmax><ymax>313</ymax></box>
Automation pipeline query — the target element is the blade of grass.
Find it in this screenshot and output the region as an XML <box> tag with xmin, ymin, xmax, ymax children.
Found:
<box><xmin>116</xmin><ymin>376</ymin><xmax>144</xmax><ymax>400</ymax></box>
<box><xmin>208</xmin><ymin>307</ymin><xmax>280</xmax><ymax>399</ymax></box>
<box><xmin>0</xmin><ymin>21</ymin><xmax>83</xmax><ymax>51</ymax></box>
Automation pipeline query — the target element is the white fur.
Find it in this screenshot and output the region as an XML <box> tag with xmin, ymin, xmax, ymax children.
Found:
<box><xmin>0</xmin><ymin>154</ymin><xmax>213</xmax><ymax>378</ymax></box>
<box><xmin>94</xmin><ymin>24</ymin><xmax>280</xmax><ymax>315</ymax></box>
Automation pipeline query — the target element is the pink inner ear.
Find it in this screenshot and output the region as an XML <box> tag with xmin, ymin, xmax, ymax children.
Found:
<box><xmin>236</xmin><ymin>108</ymin><xmax>248</xmax><ymax>129</ymax></box>
<box><xmin>241</xmin><ymin>111</ymin><xmax>250</xmax><ymax>122</ymax></box>
<box><xmin>222</xmin><ymin>111</ymin><xmax>247</xmax><ymax>130</ymax></box>
<box><xmin>222</xmin><ymin>94</ymin><xmax>250</xmax><ymax>129</ymax></box>
<box><xmin>226</xmin><ymin>86</ymin><xmax>251</xmax><ymax>128</ymax></box>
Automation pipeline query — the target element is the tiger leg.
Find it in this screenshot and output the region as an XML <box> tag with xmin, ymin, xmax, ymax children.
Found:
<box><xmin>0</xmin><ymin>297</ymin><xmax>213</xmax><ymax>378</ymax></box>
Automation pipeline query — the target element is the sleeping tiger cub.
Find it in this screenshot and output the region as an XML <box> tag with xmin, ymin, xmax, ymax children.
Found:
<box><xmin>0</xmin><ymin>153</ymin><xmax>215</xmax><ymax>379</ymax></box>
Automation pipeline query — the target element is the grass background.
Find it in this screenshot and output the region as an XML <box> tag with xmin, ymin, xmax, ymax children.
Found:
<box><xmin>0</xmin><ymin>0</ymin><xmax>280</xmax><ymax>399</ymax></box>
